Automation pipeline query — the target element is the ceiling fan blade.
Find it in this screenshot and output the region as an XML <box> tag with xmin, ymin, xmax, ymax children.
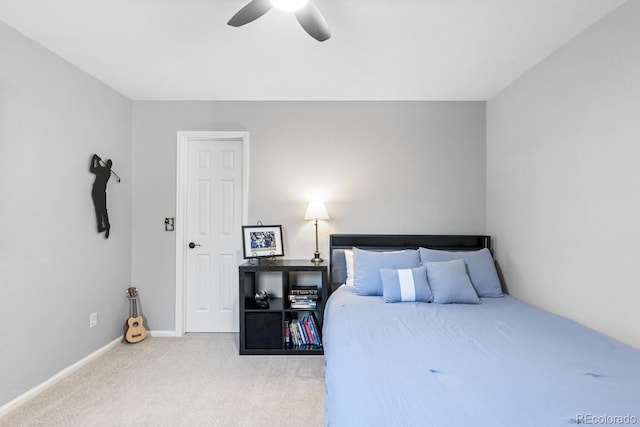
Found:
<box><xmin>294</xmin><ymin>1</ymin><xmax>331</xmax><ymax>42</ymax></box>
<box><xmin>227</xmin><ymin>0</ymin><xmax>273</xmax><ymax>27</ymax></box>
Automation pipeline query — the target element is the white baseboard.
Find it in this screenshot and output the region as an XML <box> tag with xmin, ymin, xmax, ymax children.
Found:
<box><xmin>148</xmin><ymin>330</ymin><xmax>180</xmax><ymax>337</ymax></box>
<box><xmin>0</xmin><ymin>337</ymin><xmax>122</xmax><ymax>418</ymax></box>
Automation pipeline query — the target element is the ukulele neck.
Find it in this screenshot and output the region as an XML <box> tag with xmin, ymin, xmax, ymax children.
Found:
<box><xmin>130</xmin><ymin>296</ymin><xmax>138</xmax><ymax>318</ymax></box>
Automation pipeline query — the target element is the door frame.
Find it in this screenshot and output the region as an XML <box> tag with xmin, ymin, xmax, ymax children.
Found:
<box><xmin>175</xmin><ymin>131</ymin><xmax>249</xmax><ymax>336</ymax></box>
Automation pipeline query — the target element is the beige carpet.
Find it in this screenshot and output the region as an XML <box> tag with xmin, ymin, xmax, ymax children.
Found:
<box><xmin>1</xmin><ymin>334</ymin><xmax>324</xmax><ymax>427</ymax></box>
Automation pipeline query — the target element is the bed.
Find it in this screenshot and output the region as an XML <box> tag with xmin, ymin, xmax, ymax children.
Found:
<box><xmin>323</xmin><ymin>234</ymin><xmax>640</xmax><ymax>427</ymax></box>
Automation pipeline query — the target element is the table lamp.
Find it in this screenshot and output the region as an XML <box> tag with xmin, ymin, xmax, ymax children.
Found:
<box><xmin>304</xmin><ymin>201</ymin><xmax>329</xmax><ymax>263</ymax></box>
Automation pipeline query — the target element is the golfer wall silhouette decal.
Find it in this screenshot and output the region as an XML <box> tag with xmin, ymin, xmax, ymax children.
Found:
<box><xmin>90</xmin><ymin>154</ymin><xmax>120</xmax><ymax>239</ymax></box>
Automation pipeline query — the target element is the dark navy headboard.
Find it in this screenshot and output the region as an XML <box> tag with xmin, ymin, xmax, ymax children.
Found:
<box><xmin>329</xmin><ymin>234</ymin><xmax>491</xmax><ymax>289</ymax></box>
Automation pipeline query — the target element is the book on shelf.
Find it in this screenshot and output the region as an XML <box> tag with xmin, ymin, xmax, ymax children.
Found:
<box><xmin>290</xmin><ymin>285</ymin><xmax>318</xmax><ymax>296</ymax></box>
<box><xmin>288</xmin><ymin>295</ymin><xmax>318</xmax><ymax>301</ymax></box>
<box><xmin>289</xmin><ymin>286</ymin><xmax>318</xmax><ymax>295</ymax></box>
<box><xmin>289</xmin><ymin>285</ymin><xmax>319</xmax><ymax>309</ymax></box>
<box><xmin>290</xmin><ymin>285</ymin><xmax>317</xmax><ymax>291</ymax></box>
<box><xmin>290</xmin><ymin>301</ymin><xmax>317</xmax><ymax>309</ymax></box>
<box><xmin>288</xmin><ymin>313</ymin><xmax>322</xmax><ymax>349</ymax></box>
<box><xmin>284</xmin><ymin>320</ymin><xmax>290</xmax><ymax>347</ymax></box>
<box><xmin>308</xmin><ymin>317</ymin><xmax>320</xmax><ymax>344</ymax></box>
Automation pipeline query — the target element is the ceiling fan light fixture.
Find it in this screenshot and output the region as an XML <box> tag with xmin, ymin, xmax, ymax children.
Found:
<box><xmin>271</xmin><ymin>0</ymin><xmax>308</xmax><ymax>12</ymax></box>
<box><xmin>228</xmin><ymin>0</ymin><xmax>330</xmax><ymax>42</ymax></box>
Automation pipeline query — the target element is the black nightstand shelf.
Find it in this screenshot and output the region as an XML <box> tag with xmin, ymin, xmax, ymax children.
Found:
<box><xmin>239</xmin><ymin>259</ymin><xmax>328</xmax><ymax>355</ymax></box>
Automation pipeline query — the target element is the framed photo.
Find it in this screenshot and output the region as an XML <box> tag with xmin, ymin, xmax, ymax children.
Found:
<box><xmin>242</xmin><ymin>225</ymin><xmax>284</xmax><ymax>259</ymax></box>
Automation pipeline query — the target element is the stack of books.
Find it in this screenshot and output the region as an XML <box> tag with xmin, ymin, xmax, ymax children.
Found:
<box><xmin>288</xmin><ymin>285</ymin><xmax>318</xmax><ymax>309</ymax></box>
<box><xmin>285</xmin><ymin>314</ymin><xmax>322</xmax><ymax>349</ymax></box>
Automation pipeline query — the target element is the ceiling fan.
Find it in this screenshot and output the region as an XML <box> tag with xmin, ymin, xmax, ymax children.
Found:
<box><xmin>227</xmin><ymin>0</ymin><xmax>331</xmax><ymax>42</ymax></box>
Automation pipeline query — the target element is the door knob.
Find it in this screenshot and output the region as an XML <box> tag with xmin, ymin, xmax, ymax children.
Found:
<box><xmin>188</xmin><ymin>242</ymin><xmax>201</xmax><ymax>249</ymax></box>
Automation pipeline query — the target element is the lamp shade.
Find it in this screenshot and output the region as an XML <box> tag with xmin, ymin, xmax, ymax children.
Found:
<box><xmin>304</xmin><ymin>202</ymin><xmax>329</xmax><ymax>220</ymax></box>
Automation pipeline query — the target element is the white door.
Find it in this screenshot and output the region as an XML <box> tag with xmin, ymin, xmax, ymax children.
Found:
<box><xmin>184</xmin><ymin>138</ymin><xmax>243</xmax><ymax>332</ymax></box>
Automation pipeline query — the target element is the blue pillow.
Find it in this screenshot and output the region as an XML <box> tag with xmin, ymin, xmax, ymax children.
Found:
<box><xmin>353</xmin><ymin>247</ymin><xmax>421</xmax><ymax>296</ymax></box>
<box><xmin>419</xmin><ymin>247</ymin><xmax>502</xmax><ymax>297</ymax></box>
<box><xmin>380</xmin><ymin>266</ymin><xmax>433</xmax><ymax>303</ymax></box>
<box><xmin>425</xmin><ymin>259</ymin><xmax>481</xmax><ymax>304</ymax></box>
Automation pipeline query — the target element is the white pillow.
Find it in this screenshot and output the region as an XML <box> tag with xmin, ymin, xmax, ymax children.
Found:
<box><xmin>345</xmin><ymin>249</ymin><xmax>354</xmax><ymax>286</ymax></box>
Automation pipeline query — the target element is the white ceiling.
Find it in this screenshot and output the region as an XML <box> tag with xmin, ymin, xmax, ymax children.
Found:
<box><xmin>0</xmin><ymin>0</ymin><xmax>626</xmax><ymax>101</ymax></box>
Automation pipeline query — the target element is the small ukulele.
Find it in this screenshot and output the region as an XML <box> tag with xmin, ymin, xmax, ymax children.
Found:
<box><xmin>124</xmin><ymin>287</ymin><xmax>147</xmax><ymax>343</ymax></box>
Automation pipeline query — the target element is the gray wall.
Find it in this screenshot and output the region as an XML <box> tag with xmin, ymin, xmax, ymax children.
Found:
<box><xmin>0</xmin><ymin>22</ymin><xmax>132</xmax><ymax>406</ymax></box>
<box><xmin>132</xmin><ymin>101</ymin><xmax>486</xmax><ymax>332</ymax></box>
<box><xmin>487</xmin><ymin>1</ymin><xmax>640</xmax><ymax>348</ymax></box>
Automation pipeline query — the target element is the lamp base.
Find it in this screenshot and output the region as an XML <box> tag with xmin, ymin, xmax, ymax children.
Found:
<box><xmin>310</xmin><ymin>251</ymin><xmax>324</xmax><ymax>264</ymax></box>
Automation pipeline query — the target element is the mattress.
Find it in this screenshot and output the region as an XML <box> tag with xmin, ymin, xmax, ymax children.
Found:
<box><xmin>323</xmin><ymin>286</ymin><xmax>640</xmax><ymax>426</ymax></box>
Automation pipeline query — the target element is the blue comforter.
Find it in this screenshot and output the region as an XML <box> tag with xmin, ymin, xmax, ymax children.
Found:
<box><xmin>323</xmin><ymin>286</ymin><xmax>640</xmax><ymax>426</ymax></box>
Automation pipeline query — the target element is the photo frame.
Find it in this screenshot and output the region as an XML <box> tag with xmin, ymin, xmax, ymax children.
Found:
<box><xmin>242</xmin><ymin>225</ymin><xmax>284</xmax><ymax>259</ymax></box>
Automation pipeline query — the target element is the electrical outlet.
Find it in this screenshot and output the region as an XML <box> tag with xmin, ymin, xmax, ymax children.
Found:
<box><xmin>89</xmin><ymin>312</ymin><xmax>98</xmax><ymax>328</ymax></box>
